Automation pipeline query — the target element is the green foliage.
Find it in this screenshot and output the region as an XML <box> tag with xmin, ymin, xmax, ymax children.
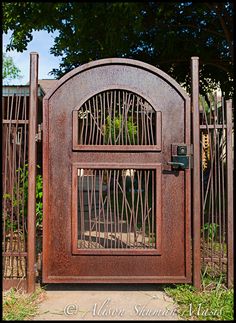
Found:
<box><xmin>201</xmin><ymin>223</ymin><xmax>219</xmax><ymax>241</ymax></box>
<box><xmin>165</xmin><ymin>275</ymin><xmax>234</xmax><ymax>320</ymax></box>
<box><xmin>2</xmin><ymin>2</ymin><xmax>233</xmax><ymax>97</ymax></box>
<box><xmin>36</xmin><ymin>172</ymin><xmax>43</xmax><ymax>228</ymax></box>
<box><xmin>17</xmin><ymin>164</ymin><xmax>43</xmax><ymax>228</ymax></box>
<box><xmin>103</xmin><ymin>115</ymin><xmax>137</xmax><ymax>144</ymax></box>
<box><xmin>3</xmin><ymin>53</ymin><xmax>22</xmax><ymax>84</ymax></box>
<box><xmin>3</xmin><ymin>287</ymin><xmax>45</xmax><ymax>320</ymax></box>
<box><xmin>3</xmin><ymin>164</ymin><xmax>43</xmax><ymax>232</ymax></box>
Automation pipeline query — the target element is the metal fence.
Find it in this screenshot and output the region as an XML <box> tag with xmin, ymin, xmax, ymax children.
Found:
<box><xmin>2</xmin><ymin>79</ymin><xmax>43</xmax><ymax>292</ymax></box>
<box><xmin>199</xmin><ymin>93</ymin><xmax>234</xmax><ymax>287</ymax></box>
<box><xmin>2</xmin><ymin>87</ymin><xmax>29</xmax><ymax>290</ymax></box>
<box><xmin>2</xmin><ymin>87</ymin><xmax>234</xmax><ymax>291</ymax></box>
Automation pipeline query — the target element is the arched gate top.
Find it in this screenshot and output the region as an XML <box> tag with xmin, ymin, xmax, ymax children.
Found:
<box><xmin>44</xmin><ymin>58</ymin><xmax>190</xmax><ymax>102</ymax></box>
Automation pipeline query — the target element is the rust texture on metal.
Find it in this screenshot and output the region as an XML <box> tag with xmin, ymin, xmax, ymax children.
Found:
<box><xmin>191</xmin><ymin>57</ymin><xmax>201</xmax><ymax>290</ymax></box>
<box><xmin>200</xmin><ymin>94</ymin><xmax>234</xmax><ymax>288</ymax></box>
<box><xmin>3</xmin><ymin>279</ymin><xmax>28</xmax><ymax>291</ymax></box>
<box><xmin>27</xmin><ymin>52</ymin><xmax>38</xmax><ymax>293</ymax></box>
<box><xmin>43</xmin><ymin>58</ymin><xmax>191</xmax><ymax>283</ymax></box>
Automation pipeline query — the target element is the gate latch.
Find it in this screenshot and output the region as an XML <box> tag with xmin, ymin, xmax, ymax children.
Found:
<box><xmin>168</xmin><ymin>144</ymin><xmax>189</xmax><ymax>170</ymax></box>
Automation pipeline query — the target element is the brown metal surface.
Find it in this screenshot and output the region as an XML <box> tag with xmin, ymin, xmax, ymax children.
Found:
<box><xmin>3</xmin><ymin>279</ymin><xmax>27</xmax><ymax>291</ymax></box>
<box><xmin>27</xmin><ymin>52</ymin><xmax>38</xmax><ymax>293</ymax></box>
<box><xmin>43</xmin><ymin>58</ymin><xmax>191</xmax><ymax>283</ymax></box>
<box><xmin>191</xmin><ymin>57</ymin><xmax>201</xmax><ymax>290</ymax></box>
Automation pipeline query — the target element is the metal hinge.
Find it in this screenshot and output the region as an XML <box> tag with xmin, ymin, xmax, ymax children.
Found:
<box><xmin>35</xmin><ymin>123</ymin><xmax>42</xmax><ymax>142</ymax></box>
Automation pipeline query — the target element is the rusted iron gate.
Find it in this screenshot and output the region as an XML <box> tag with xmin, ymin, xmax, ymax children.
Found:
<box><xmin>2</xmin><ymin>54</ymin><xmax>234</xmax><ymax>292</ymax></box>
<box><xmin>42</xmin><ymin>57</ymin><xmax>193</xmax><ymax>286</ymax></box>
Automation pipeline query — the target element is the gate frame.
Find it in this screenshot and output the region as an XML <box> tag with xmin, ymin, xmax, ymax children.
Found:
<box><xmin>191</xmin><ymin>57</ymin><xmax>201</xmax><ymax>289</ymax></box>
<box><xmin>42</xmin><ymin>57</ymin><xmax>192</xmax><ymax>284</ymax></box>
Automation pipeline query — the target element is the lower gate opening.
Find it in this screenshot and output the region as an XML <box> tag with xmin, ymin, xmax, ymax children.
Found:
<box><xmin>77</xmin><ymin>168</ymin><xmax>156</xmax><ymax>250</ymax></box>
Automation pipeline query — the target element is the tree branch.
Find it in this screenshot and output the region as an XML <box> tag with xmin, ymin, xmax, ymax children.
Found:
<box><xmin>157</xmin><ymin>59</ymin><xmax>231</xmax><ymax>73</ymax></box>
<box><xmin>175</xmin><ymin>23</ymin><xmax>226</xmax><ymax>39</ymax></box>
<box><xmin>205</xmin><ymin>2</ymin><xmax>233</xmax><ymax>59</ymax></box>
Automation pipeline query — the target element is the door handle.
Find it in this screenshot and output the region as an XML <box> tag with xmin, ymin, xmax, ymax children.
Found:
<box><xmin>168</xmin><ymin>144</ymin><xmax>190</xmax><ymax>170</ymax></box>
<box><xmin>167</xmin><ymin>161</ymin><xmax>185</xmax><ymax>169</ymax></box>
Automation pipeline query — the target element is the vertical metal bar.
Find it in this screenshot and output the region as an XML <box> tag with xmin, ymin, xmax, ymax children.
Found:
<box><xmin>212</xmin><ymin>93</ymin><xmax>217</xmax><ymax>272</ymax></box>
<box><xmin>146</xmin><ymin>105</ymin><xmax>151</xmax><ymax>145</ymax></box>
<box><xmin>217</xmin><ymin>95</ymin><xmax>223</xmax><ymax>270</ymax></box>
<box><xmin>84</xmin><ymin>102</ymin><xmax>89</xmax><ymax>145</ymax></box>
<box><xmin>88</xmin><ymin>100</ymin><xmax>92</xmax><ymax>145</ymax></box>
<box><xmin>93</xmin><ymin>170</ymin><xmax>98</xmax><ymax>247</ymax></box>
<box><xmin>130</xmin><ymin>169</ymin><xmax>135</xmax><ymax>245</ymax></box>
<box><xmin>136</xmin><ymin>96</ymin><xmax>140</xmax><ymax>145</ymax></box>
<box><xmin>226</xmin><ymin>99</ymin><xmax>233</xmax><ymax>288</ymax></box>
<box><xmin>107</xmin><ymin>91</ymin><xmax>112</xmax><ymax>144</ymax></box>
<box><xmin>81</xmin><ymin>170</ymin><xmax>85</xmax><ymax>242</ymax></box>
<box><xmin>200</xmin><ymin>132</ymin><xmax>205</xmax><ymax>265</ymax></box>
<box><xmin>152</xmin><ymin>170</ymin><xmax>155</xmax><ymax>248</ymax></box>
<box><xmin>113</xmin><ymin>91</ymin><xmax>117</xmax><ymax>145</ymax></box>
<box><xmin>91</xmin><ymin>96</ymin><xmax>96</xmax><ymax>144</ymax></box>
<box><xmin>156</xmin><ymin>112</ymin><xmax>162</xmax><ymax>149</ymax></box>
<box><xmin>27</xmin><ymin>52</ymin><xmax>38</xmax><ymax>293</ymax></box>
<box><xmin>113</xmin><ymin>170</ymin><xmax>117</xmax><ymax>247</ymax></box>
<box><xmin>191</xmin><ymin>57</ymin><xmax>201</xmax><ymax>289</ymax></box>
<box><xmin>80</xmin><ymin>105</ymin><xmax>85</xmax><ymax>144</ymax></box>
<box><xmin>99</xmin><ymin>94</ymin><xmax>103</xmax><ymax>145</ymax></box>
<box><xmin>108</xmin><ymin>170</ymin><xmax>113</xmax><ymax>247</ymax></box>
<box><xmin>221</xmin><ymin>97</ymin><xmax>226</xmax><ymax>270</ymax></box>
<box><xmin>22</xmin><ymin>93</ymin><xmax>27</xmax><ymax>261</ymax></box>
<box><xmin>86</xmin><ymin>170</ymin><xmax>92</xmax><ymax>246</ymax></box>
<box><xmin>72</xmin><ymin>111</ymin><xmax>78</xmax><ymax>148</ymax></box>
<box><xmin>217</xmin><ymin>97</ymin><xmax>222</xmax><ymax>271</ymax></box>
<box><xmin>95</xmin><ymin>95</ymin><xmax>99</xmax><ymax>145</ymax></box>
<box><xmin>116</xmin><ymin>170</ymin><xmax>120</xmax><ymax>248</ymax></box>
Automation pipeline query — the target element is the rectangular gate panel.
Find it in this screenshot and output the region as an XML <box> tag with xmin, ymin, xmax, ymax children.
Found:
<box><xmin>72</xmin><ymin>164</ymin><xmax>162</xmax><ymax>255</ymax></box>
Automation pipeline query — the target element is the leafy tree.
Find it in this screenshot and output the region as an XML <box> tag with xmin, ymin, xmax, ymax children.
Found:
<box><xmin>2</xmin><ymin>2</ymin><xmax>233</xmax><ymax>97</ymax></box>
<box><xmin>3</xmin><ymin>53</ymin><xmax>22</xmax><ymax>84</ymax></box>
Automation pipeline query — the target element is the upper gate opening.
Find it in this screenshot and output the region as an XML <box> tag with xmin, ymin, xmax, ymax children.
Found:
<box><xmin>72</xmin><ymin>89</ymin><xmax>162</xmax><ymax>151</ymax></box>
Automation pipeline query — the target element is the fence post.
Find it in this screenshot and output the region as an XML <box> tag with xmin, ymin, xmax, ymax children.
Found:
<box><xmin>226</xmin><ymin>99</ymin><xmax>234</xmax><ymax>288</ymax></box>
<box><xmin>191</xmin><ymin>57</ymin><xmax>201</xmax><ymax>290</ymax></box>
<box><xmin>27</xmin><ymin>52</ymin><xmax>39</xmax><ymax>293</ymax></box>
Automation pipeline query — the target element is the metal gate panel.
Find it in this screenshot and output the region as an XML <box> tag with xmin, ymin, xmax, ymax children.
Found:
<box><xmin>72</xmin><ymin>163</ymin><xmax>162</xmax><ymax>255</ymax></box>
<box><xmin>72</xmin><ymin>89</ymin><xmax>162</xmax><ymax>151</ymax></box>
<box><xmin>43</xmin><ymin>58</ymin><xmax>191</xmax><ymax>283</ymax></box>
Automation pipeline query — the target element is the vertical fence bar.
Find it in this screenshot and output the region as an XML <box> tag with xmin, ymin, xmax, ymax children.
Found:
<box><xmin>191</xmin><ymin>57</ymin><xmax>201</xmax><ymax>289</ymax></box>
<box><xmin>27</xmin><ymin>52</ymin><xmax>38</xmax><ymax>293</ymax></box>
<box><xmin>226</xmin><ymin>99</ymin><xmax>234</xmax><ymax>288</ymax></box>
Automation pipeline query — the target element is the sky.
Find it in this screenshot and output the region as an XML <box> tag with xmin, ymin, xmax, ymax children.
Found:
<box><xmin>3</xmin><ymin>30</ymin><xmax>61</xmax><ymax>85</ymax></box>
